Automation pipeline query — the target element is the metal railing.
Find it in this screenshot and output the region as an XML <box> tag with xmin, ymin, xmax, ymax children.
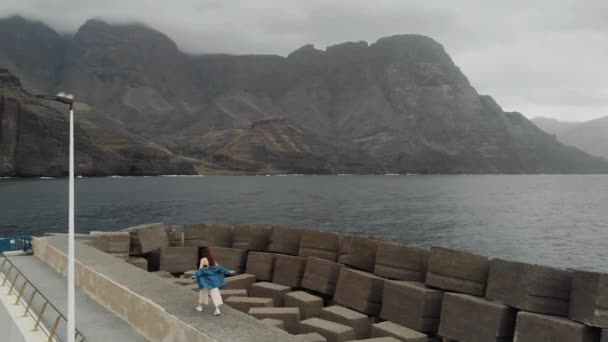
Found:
<box><xmin>0</xmin><ymin>254</ymin><xmax>86</xmax><ymax>342</ymax></box>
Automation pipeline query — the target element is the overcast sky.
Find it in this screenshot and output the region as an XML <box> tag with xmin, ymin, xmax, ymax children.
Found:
<box><xmin>2</xmin><ymin>0</ymin><xmax>607</xmax><ymax>121</ymax></box>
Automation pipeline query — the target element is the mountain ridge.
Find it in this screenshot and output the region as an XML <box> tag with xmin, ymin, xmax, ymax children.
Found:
<box><xmin>2</xmin><ymin>16</ymin><xmax>607</xmax><ymax>175</ymax></box>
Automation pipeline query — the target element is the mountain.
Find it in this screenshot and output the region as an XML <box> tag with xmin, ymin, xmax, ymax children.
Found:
<box><xmin>531</xmin><ymin>117</ymin><xmax>581</xmax><ymax>135</ymax></box>
<box><xmin>1</xmin><ymin>16</ymin><xmax>607</xmax><ymax>175</ymax></box>
<box><xmin>0</xmin><ymin>68</ymin><xmax>116</xmax><ymax>176</ymax></box>
<box><xmin>532</xmin><ymin>116</ymin><xmax>608</xmax><ymax>159</ymax></box>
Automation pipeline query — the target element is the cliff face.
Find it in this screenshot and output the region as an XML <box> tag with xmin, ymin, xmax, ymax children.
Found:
<box><xmin>0</xmin><ymin>69</ymin><xmax>117</xmax><ymax>176</ymax></box>
<box><xmin>1</xmin><ymin>16</ymin><xmax>607</xmax><ymax>175</ymax></box>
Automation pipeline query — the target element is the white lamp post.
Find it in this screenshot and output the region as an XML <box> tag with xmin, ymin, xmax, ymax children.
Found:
<box><xmin>35</xmin><ymin>94</ymin><xmax>76</xmax><ymax>342</ymax></box>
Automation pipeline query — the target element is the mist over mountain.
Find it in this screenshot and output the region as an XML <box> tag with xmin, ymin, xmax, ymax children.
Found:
<box><xmin>2</xmin><ymin>16</ymin><xmax>607</xmax><ymax>176</ymax></box>
<box><xmin>532</xmin><ymin>116</ymin><xmax>608</xmax><ymax>160</ymax></box>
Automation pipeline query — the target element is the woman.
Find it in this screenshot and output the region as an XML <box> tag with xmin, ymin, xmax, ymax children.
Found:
<box><xmin>194</xmin><ymin>247</ymin><xmax>235</xmax><ymax>316</ymax></box>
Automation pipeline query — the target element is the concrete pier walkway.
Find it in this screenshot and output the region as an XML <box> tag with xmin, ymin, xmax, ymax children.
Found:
<box><xmin>7</xmin><ymin>255</ymin><xmax>147</xmax><ymax>342</ymax></box>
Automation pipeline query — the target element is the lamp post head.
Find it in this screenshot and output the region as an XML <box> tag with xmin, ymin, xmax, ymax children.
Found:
<box><xmin>35</xmin><ymin>94</ymin><xmax>75</xmax><ymax>107</ymax></box>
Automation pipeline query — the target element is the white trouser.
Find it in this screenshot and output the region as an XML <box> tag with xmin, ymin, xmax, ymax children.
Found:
<box><xmin>199</xmin><ymin>288</ymin><xmax>223</xmax><ymax>307</ymax></box>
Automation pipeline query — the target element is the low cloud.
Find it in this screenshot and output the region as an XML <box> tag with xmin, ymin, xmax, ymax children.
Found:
<box><xmin>1</xmin><ymin>0</ymin><xmax>606</xmax><ymax>121</ymax></box>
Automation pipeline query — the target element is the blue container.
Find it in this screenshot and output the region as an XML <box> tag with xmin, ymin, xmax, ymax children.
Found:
<box><xmin>0</xmin><ymin>236</ymin><xmax>32</xmax><ymax>253</ymax></box>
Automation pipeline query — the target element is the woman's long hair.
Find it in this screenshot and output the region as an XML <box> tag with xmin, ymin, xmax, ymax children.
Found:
<box><xmin>201</xmin><ymin>247</ymin><xmax>217</xmax><ymax>266</ymax></box>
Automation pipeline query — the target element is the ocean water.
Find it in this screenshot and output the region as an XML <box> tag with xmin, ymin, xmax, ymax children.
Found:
<box><xmin>1</xmin><ymin>175</ymin><xmax>607</xmax><ymax>271</ymax></box>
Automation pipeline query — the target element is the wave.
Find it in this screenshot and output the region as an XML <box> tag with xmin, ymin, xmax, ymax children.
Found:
<box><xmin>384</xmin><ymin>173</ymin><xmax>400</xmax><ymax>176</ymax></box>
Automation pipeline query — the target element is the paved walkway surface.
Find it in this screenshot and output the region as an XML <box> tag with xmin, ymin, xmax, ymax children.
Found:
<box><xmin>43</xmin><ymin>236</ymin><xmax>303</xmax><ymax>341</ymax></box>
<box><xmin>7</xmin><ymin>255</ymin><xmax>148</xmax><ymax>342</ymax></box>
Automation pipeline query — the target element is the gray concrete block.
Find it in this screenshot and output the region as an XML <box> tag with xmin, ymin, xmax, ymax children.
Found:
<box><xmin>321</xmin><ymin>305</ymin><xmax>373</xmax><ymax>340</ymax></box>
<box><xmin>268</xmin><ymin>226</ymin><xmax>303</xmax><ymax>255</ymax></box>
<box><xmin>151</xmin><ymin>270</ymin><xmax>174</xmax><ymax>278</ymax></box>
<box><xmin>249</xmin><ymin>307</ymin><xmax>301</xmax><ymax>334</ymax></box>
<box><xmin>246</xmin><ymin>251</ymin><xmax>276</xmax><ymax>281</ymax></box>
<box><xmin>127</xmin><ymin>257</ymin><xmax>148</xmax><ymax>271</ymax></box>
<box><xmin>371</xmin><ymin>321</ymin><xmax>427</xmax><ymax>342</ymax></box>
<box><xmin>273</xmin><ymin>254</ymin><xmax>307</xmax><ymax>288</ymax></box>
<box><xmin>374</xmin><ymin>242</ymin><xmax>429</xmax><ymax>282</ymax></box>
<box><xmin>223</xmin><ymin>273</ymin><xmax>256</xmax><ymax>290</ymax></box>
<box><xmin>425</xmin><ymin>246</ymin><xmax>489</xmax><ymax>296</ymax></box>
<box><xmin>184</xmin><ymin>223</ymin><xmax>233</xmax><ymax>247</ymax></box>
<box><xmin>438</xmin><ymin>292</ymin><xmax>516</xmax><ymax>342</ymax></box>
<box><xmin>208</xmin><ymin>246</ymin><xmax>247</xmax><ymax>274</ymax></box>
<box><xmin>299</xmin><ymin>230</ymin><xmax>340</xmax><ymax>261</ymax></box>
<box><xmin>380</xmin><ymin>281</ymin><xmax>443</xmax><ymax>333</ymax></box>
<box><xmin>339</xmin><ymin>235</ymin><xmax>379</xmax><ymax>272</ymax></box>
<box><xmin>514</xmin><ymin>311</ymin><xmax>601</xmax><ymax>342</ymax></box>
<box><xmin>302</xmin><ymin>257</ymin><xmax>343</xmax><ymax>296</ymax></box>
<box><xmin>298</xmin><ymin>332</ymin><xmax>328</xmax><ymax>342</ymax></box>
<box><xmin>159</xmin><ymin>246</ymin><xmax>198</xmax><ymax>273</ymax></box>
<box><xmin>486</xmin><ymin>258</ymin><xmax>572</xmax><ymax>316</ymax></box>
<box><xmin>285</xmin><ymin>291</ymin><xmax>324</xmax><ymax>319</ymax></box>
<box><xmin>224</xmin><ymin>296</ymin><xmax>273</xmax><ymax>313</ymax></box>
<box><xmin>232</xmin><ymin>225</ymin><xmax>270</xmax><ymax>251</ymax></box>
<box><xmin>181</xmin><ymin>269</ymin><xmax>197</xmax><ymax>278</ymax></box>
<box><xmin>569</xmin><ymin>270</ymin><xmax>608</xmax><ymax>327</ymax></box>
<box><xmin>220</xmin><ymin>288</ymin><xmax>248</xmax><ymax>298</ymax></box>
<box><xmin>250</xmin><ymin>281</ymin><xmax>292</xmax><ymax>306</ymax></box>
<box><xmin>602</xmin><ymin>329</ymin><xmax>608</xmax><ymax>342</ymax></box>
<box><xmin>300</xmin><ymin>318</ymin><xmax>356</xmax><ymax>342</ymax></box>
<box><xmin>126</xmin><ymin>223</ymin><xmax>169</xmax><ymax>254</ymax></box>
<box><xmin>334</xmin><ymin>268</ymin><xmax>384</xmax><ymax>316</ymax></box>
<box><xmin>90</xmin><ymin>231</ymin><xmax>130</xmax><ymax>254</ymax></box>
<box><xmin>260</xmin><ymin>318</ymin><xmax>284</xmax><ymax>330</ymax></box>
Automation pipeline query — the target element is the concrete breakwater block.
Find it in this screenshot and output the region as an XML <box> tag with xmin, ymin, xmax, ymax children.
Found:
<box><xmin>302</xmin><ymin>257</ymin><xmax>342</xmax><ymax>296</ymax></box>
<box><xmin>299</xmin><ymin>230</ymin><xmax>340</xmax><ymax>261</ymax></box>
<box><xmin>125</xmin><ymin>223</ymin><xmax>168</xmax><ymax>254</ymax></box>
<box><xmin>374</xmin><ymin>242</ymin><xmax>429</xmax><ymax>282</ymax></box>
<box><xmin>486</xmin><ymin>258</ymin><xmax>572</xmax><ymax>316</ymax></box>
<box><xmin>334</xmin><ymin>268</ymin><xmax>384</xmax><ymax>316</ymax></box>
<box><xmin>151</xmin><ymin>270</ymin><xmax>174</xmax><ymax>278</ymax></box>
<box><xmin>268</xmin><ymin>226</ymin><xmax>303</xmax><ymax>255</ymax></box>
<box><xmin>298</xmin><ymin>332</ymin><xmax>328</xmax><ymax>342</ymax></box>
<box><xmin>425</xmin><ymin>246</ymin><xmax>489</xmax><ymax>296</ymax></box>
<box><xmin>165</xmin><ymin>224</ymin><xmax>182</xmax><ymax>247</ymax></box>
<box><xmin>232</xmin><ymin>225</ymin><xmax>270</xmax><ymax>251</ymax></box>
<box><xmin>438</xmin><ymin>292</ymin><xmax>517</xmax><ymax>342</ymax></box>
<box><xmin>127</xmin><ymin>257</ymin><xmax>148</xmax><ymax>271</ymax></box>
<box><xmin>246</xmin><ymin>251</ymin><xmax>276</xmax><ymax>281</ymax></box>
<box><xmin>273</xmin><ymin>254</ymin><xmax>308</xmax><ymax>288</ymax></box>
<box><xmin>300</xmin><ymin>318</ymin><xmax>356</xmax><ymax>342</ymax></box>
<box><xmin>339</xmin><ymin>235</ymin><xmax>379</xmax><ymax>272</ymax></box>
<box><xmin>569</xmin><ymin>270</ymin><xmax>608</xmax><ymax>327</ymax></box>
<box><xmin>184</xmin><ymin>223</ymin><xmax>233</xmax><ymax>247</ymax></box>
<box><xmin>181</xmin><ymin>269</ymin><xmax>197</xmax><ymax>278</ymax></box>
<box><xmin>90</xmin><ymin>231</ymin><xmax>130</xmax><ymax>254</ymax></box>
<box><xmin>223</xmin><ymin>273</ymin><xmax>256</xmax><ymax>290</ymax></box>
<box><xmin>224</xmin><ymin>296</ymin><xmax>273</xmax><ymax>313</ymax></box>
<box><xmin>371</xmin><ymin>321</ymin><xmax>427</xmax><ymax>341</ymax></box>
<box><xmin>285</xmin><ymin>291</ymin><xmax>324</xmax><ymax>319</ymax></box>
<box><xmin>320</xmin><ymin>305</ymin><xmax>373</xmax><ymax>340</ymax></box>
<box><xmin>249</xmin><ymin>307</ymin><xmax>301</xmax><ymax>334</ymax></box>
<box><xmin>220</xmin><ymin>288</ymin><xmax>248</xmax><ymax>298</ymax></box>
<box><xmin>159</xmin><ymin>246</ymin><xmax>198</xmax><ymax>273</ymax></box>
<box><xmin>143</xmin><ymin>249</ymin><xmax>161</xmax><ymax>271</ymax></box>
<box><xmin>380</xmin><ymin>281</ymin><xmax>443</xmax><ymax>333</ymax></box>
<box><xmin>260</xmin><ymin>318</ymin><xmax>285</xmax><ymax>330</ymax></box>
<box><xmin>208</xmin><ymin>246</ymin><xmax>247</xmax><ymax>274</ymax></box>
<box><xmin>514</xmin><ymin>311</ymin><xmax>601</xmax><ymax>342</ymax></box>
<box><xmin>250</xmin><ymin>281</ymin><xmax>292</xmax><ymax>306</ymax></box>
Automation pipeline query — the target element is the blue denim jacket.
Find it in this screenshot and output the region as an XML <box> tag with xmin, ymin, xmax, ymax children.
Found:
<box><xmin>195</xmin><ymin>265</ymin><xmax>233</xmax><ymax>289</ymax></box>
